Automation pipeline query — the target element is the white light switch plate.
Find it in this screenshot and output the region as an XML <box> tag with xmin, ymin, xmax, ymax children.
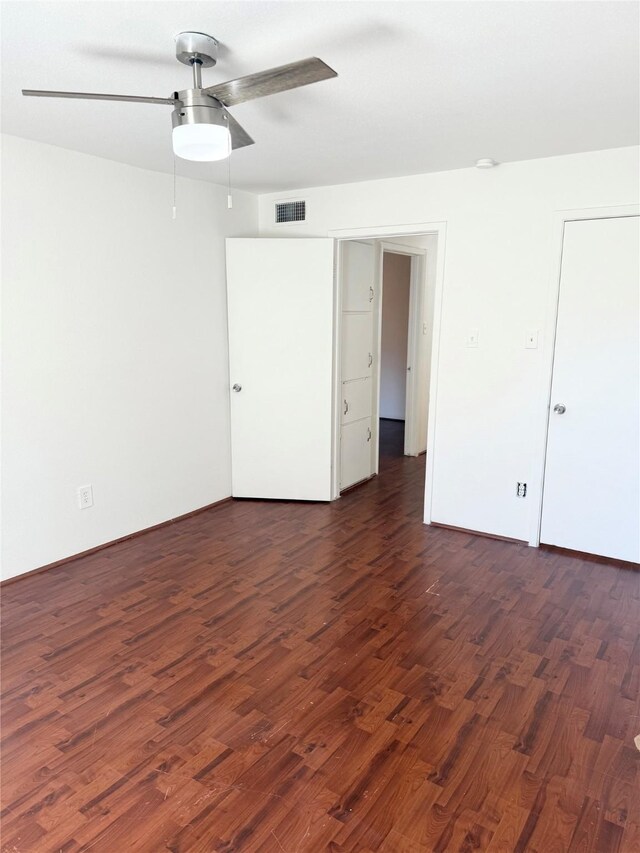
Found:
<box><xmin>466</xmin><ymin>329</ymin><xmax>479</xmax><ymax>348</ymax></box>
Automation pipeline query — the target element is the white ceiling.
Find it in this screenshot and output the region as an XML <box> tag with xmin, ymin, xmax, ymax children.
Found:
<box><xmin>2</xmin><ymin>1</ymin><xmax>638</xmax><ymax>193</ymax></box>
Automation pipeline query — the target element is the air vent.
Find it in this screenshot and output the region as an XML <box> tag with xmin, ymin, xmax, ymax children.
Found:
<box><xmin>275</xmin><ymin>200</ymin><xmax>306</xmax><ymax>224</ymax></box>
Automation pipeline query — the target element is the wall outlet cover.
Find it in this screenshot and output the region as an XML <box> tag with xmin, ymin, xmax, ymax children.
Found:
<box><xmin>78</xmin><ymin>485</ymin><xmax>93</xmax><ymax>509</ymax></box>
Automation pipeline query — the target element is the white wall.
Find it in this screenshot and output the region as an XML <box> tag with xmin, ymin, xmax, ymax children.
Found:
<box><xmin>258</xmin><ymin>147</ymin><xmax>639</xmax><ymax>541</ymax></box>
<box><xmin>380</xmin><ymin>252</ymin><xmax>410</xmax><ymax>419</ymax></box>
<box><xmin>1</xmin><ymin>134</ymin><xmax>258</xmax><ymax>580</ymax></box>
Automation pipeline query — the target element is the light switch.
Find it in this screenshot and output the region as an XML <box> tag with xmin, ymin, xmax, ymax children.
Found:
<box><xmin>525</xmin><ymin>330</ymin><xmax>538</xmax><ymax>349</ymax></box>
<box><xmin>466</xmin><ymin>329</ymin><xmax>479</xmax><ymax>348</ymax></box>
<box><xmin>423</xmin><ymin>323</ymin><xmax>428</xmax><ymax>335</ymax></box>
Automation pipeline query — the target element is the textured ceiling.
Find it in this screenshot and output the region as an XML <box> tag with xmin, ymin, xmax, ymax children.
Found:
<box><xmin>2</xmin><ymin>1</ymin><xmax>638</xmax><ymax>193</ymax></box>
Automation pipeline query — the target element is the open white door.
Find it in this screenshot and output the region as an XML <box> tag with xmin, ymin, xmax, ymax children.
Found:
<box><xmin>226</xmin><ymin>238</ymin><xmax>335</xmax><ymax>501</ymax></box>
<box><xmin>540</xmin><ymin>216</ymin><xmax>639</xmax><ymax>562</ymax></box>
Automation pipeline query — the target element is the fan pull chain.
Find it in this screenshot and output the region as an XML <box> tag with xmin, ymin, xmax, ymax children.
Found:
<box><xmin>226</xmin><ymin>116</ymin><xmax>233</xmax><ymax>209</ymax></box>
<box><xmin>172</xmin><ymin>153</ymin><xmax>177</xmax><ymax>220</ymax></box>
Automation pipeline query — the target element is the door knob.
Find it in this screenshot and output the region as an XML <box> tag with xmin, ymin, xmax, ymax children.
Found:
<box><xmin>232</xmin><ymin>384</ymin><xmax>242</xmax><ymax>392</ymax></box>
<box><xmin>553</xmin><ymin>403</ymin><xmax>566</xmax><ymax>414</ymax></box>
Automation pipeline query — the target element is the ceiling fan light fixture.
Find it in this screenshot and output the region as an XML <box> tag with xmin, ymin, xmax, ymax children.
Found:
<box><xmin>171</xmin><ymin>90</ymin><xmax>231</xmax><ymax>161</ymax></box>
<box><xmin>172</xmin><ymin>122</ymin><xmax>230</xmax><ymax>161</ymax></box>
<box><xmin>22</xmin><ymin>33</ymin><xmax>337</xmax><ymax>167</ymax></box>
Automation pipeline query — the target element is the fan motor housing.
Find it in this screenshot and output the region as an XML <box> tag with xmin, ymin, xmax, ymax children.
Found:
<box><xmin>171</xmin><ymin>89</ymin><xmax>227</xmax><ymax>131</ymax></box>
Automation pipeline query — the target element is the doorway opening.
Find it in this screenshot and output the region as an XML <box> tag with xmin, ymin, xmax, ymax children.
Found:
<box><xmin>380</xmin><ymin>251</ymin><xmax>411</xmax><ymax>460</ymax></box>
<box><xmin>224</xmin><ymin>222</ymin><xmax>446</xmax><ymax>523</ymax></box>
<box><xmin>337</xmin><ymin>233</ymin><xmax>438</xmax><ymax>496</ymax></box>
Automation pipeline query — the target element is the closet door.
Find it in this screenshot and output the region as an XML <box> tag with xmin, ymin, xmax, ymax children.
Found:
<box><xmin>342</xmin><ymin>378</ymin><xmax>372</xmax><ymax>424</ymax></box>
<box><xmin>341</xmin><ymin>419</ymin><xmax>373</xmax><ymax>491</ymax></box>
<box><xmin>342</xmin><ymin>241</ymin><xmax>376</xmax><ymax>311</ymax></box>
<box><xmin>540</xmin><ymin>216</ymin><xmax>639</xmax><ymax>562</ymax></box>
<box><xmin>340</xmin><ymin>241</ymin><xmax>376</xmax><ymax>490</ymax></box>
<box><xmin>342</xmin><ymin>314</ymin><xmax>374</xmax><ymax>379</ymax></box>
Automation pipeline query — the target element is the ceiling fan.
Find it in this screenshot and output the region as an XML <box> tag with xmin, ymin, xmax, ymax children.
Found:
<box><xmin>22</xmin><ymin>32</ymin><xmax>338</xmax><ymax>162</ymax></box>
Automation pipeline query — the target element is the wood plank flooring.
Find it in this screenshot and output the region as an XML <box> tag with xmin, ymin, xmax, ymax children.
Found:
<box><xmin>2</xmin><ymin>429</ymin><xmax>639</xmax><ymax>852</ymax></box>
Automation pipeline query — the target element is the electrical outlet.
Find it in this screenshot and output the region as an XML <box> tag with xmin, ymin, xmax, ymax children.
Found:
<box><xmin>78</xmin><ymin>485</ymin><xmax>93</xmax><ymax>509</ymax></box>
<box><xmin>516</xmin><ymin>482</ymin><xmax>527</xmax><ymax>498</ymax></box>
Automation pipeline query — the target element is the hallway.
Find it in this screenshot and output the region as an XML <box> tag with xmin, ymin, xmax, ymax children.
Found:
<box><xmin>1</xmin><ymin>453</ymin><xmax>637</xmax><ymax>851</ymax></box>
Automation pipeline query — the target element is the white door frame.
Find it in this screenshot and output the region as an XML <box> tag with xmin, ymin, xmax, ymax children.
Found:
<box><xmin>377</xmin><ymin>242</ymin><xmax>427</xmax><ymax>458</ymax></box>
<box><xmin>528</xmin><ymin>203</ymin><xmax>640</xmax><ymax>547</ymax></box>
<box><xmin>328</xmin><ymin>221</ymin><xmax>447</xmax><ymax>523</ymax></box>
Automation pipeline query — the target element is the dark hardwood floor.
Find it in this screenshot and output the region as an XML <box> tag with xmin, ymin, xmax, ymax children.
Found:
<box><xmin>2</xmin><ymin>439</ymin><xmax>639</xmax><ymax>852</ymax></box>
<box><xmin>378</xmin><ymin>419</ymin><xmax>405</xmax><ymax>459</ymax></box>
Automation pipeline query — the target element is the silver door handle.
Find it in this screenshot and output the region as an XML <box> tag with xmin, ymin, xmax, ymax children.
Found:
<box><xmin>232</xmin><ymin>384</ymin><xmax>242</xmax><ymax>392</ymax></box>
<box><xmin>368</xmin><ymin>352</ymin><xmax>373</xmax><ymax>368</ymax></box>
<box><xmin>367</xmin><ymin>427</ymin><xmax>372</xmax><ymax>441</ymax></box>
<box><xmin>344</xmin><ymin>399</ymin><xmax>349</xmax><ymax>414</ymax></box>
<box><xmin>553</xmin><ymin>403</ymin><xmax>566</xmax><ymax>414</ymax></box>
<box><xmin>369</xmin><ymin>286</ymin><xmax>374</xmax><ymax>302</ymax></box>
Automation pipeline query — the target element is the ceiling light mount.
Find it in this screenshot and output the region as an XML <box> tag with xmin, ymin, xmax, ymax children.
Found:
<box><xmin>476</xmin><ymin>158</ymin><xmax>498</xmax><ymax>169</ymax></box>
<box><xmin>175</xmin><ymin>31</ymin><xmax>219</xmax><ymax>68</ymax></box>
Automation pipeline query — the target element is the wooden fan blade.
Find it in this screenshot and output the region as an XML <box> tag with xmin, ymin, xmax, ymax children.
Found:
<box><xmin>22</xmin><ymin>89</ymin><xmax>176</xmax><ymax>105</ymax></box>
<box><xmin>202</xmin><ymin>57</ymin><xmax>337</xmax><ymax>107</ymax></box>
<box><xmin>224</xmin><ymin>110</ymin><xmax>255</xmax><ymax>150</ymax></box>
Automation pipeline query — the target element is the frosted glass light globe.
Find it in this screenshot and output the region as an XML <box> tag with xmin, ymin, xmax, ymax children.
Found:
<box><xmin>172</xmin><ymin>123</ymin><xmax>230</xmax><ymax>161</ymax></box>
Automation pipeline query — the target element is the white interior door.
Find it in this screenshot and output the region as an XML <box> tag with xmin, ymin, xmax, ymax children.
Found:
<box><xmin>541</xmin><ymin>216</ymin><xmax>640</xmax><ymax>562</ymax></box>
<box><xmin>339</xmin><ymin>241</ymin><xmax>376</xmax><ymax>490</ymax></box>
<box><xmin>226</xmin><ymin>238</ymin><xmax>335</xmax><ymax>501</ymax></box>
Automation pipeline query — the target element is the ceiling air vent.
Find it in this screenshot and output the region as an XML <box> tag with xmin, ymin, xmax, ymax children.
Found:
<box><xmin>275</xmin><ymin>200</ymin><xmax>306</xmax><ymax>224</ymax></box>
